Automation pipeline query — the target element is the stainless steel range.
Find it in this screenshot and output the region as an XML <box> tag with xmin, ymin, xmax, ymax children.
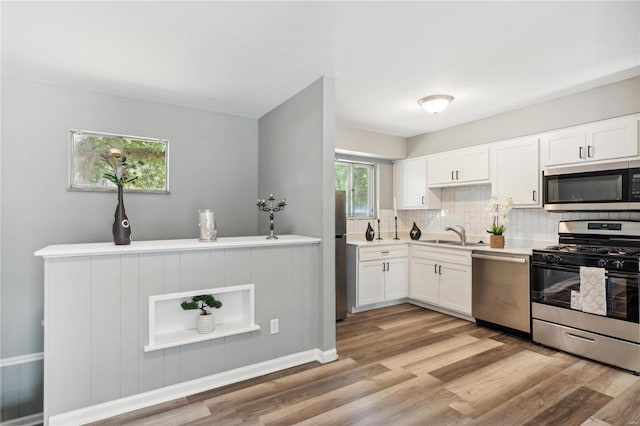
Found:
<box><xmin>531</xmin><ymin>220</ymin><xmax>640</xmax><ymax>374</ymax></box>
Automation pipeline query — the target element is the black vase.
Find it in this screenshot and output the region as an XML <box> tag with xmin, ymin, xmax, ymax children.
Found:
<box><xmin>365</xmin><ymin>222</ymin><xmax>375</xmax><ymax>241</ymax></box>
<box><xmin>409</xmin><ymin>222</ymin><xmax>422</xmax><ymax>240</ymax></box>
<box><xmin>113</xmin><ymin>185</ymin><xmax>131</xmax><ymax>245</ymax></box>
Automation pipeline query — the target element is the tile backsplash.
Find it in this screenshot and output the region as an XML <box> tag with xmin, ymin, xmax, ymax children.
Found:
<box><xmin>347</xmin><ymin>184</ymin><xmax>640</xmax><ymax>242</ymax></box>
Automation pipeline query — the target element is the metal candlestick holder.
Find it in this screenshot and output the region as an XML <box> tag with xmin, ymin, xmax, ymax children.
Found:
<box><xmin>257</xmin><ymin>194</ymin><xmax>287</xmax><ymax>239</ymax></box>
<box><xmin>376</xmin><ymin>219</ymin><xmax>382</xmax><ymax>240</ymax></box>
<box><xmin>394</xmin><ymin>216</ymin><xmax>399</xmax><ymax>240</ymax></box>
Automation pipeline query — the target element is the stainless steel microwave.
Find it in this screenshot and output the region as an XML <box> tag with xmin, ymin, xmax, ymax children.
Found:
<box><xmin>543</xmin><ymin>161</ymin><xmax>640</xmax><ymax>211</ymax></box>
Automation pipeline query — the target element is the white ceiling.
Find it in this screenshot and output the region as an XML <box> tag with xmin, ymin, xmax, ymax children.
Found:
<box><xmin>2</xmin><ymin>1</ymin><xmax>639</xmax><ymax>138</ymax></box>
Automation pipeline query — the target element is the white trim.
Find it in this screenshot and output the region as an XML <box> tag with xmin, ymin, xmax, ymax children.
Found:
<box><xmin>34</xmin><ymin>235</ymin><xmax>321</xmax><ymax>258</ymax></box>
<box><xmin>349</xmin><ymin>298</ymin><xmax>409</xmax><ymax>313</ymax></box>
<box><xmin>0</xmin><ymin>413</ymin><xmax>43</xmax><ymax>426</ymax></box>
<box><xmin>407</xmin><ymin>300</ymin><xmax>476</xmax><ymax>323</ymax></box>
<box><xmin>48</xmin><ymin>348</ymin><xmax>337</xmax><ymax>426</ymax></box>
<box><xmin>0</xmin><ymin>352</ymin><xmax>44</xmax><ymax>368</ymax></box>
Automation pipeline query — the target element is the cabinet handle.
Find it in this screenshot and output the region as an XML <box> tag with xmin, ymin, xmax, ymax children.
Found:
<box><xmin>587</xmin><ymin>145</ymin><xmax>593</xmax><ymax>158</ymax></box>
<box><xmin>533</xmin><ymin>190</ymin><xmax>537</xmax><ymax>202</ymax></box>
<box><xmin>438</xmin><ymin>265</ymin><xmax>442</xmax><ymax>275</ymax></box>
<box><xmin>579</xmin><ymin>146</ymin><xmax>584</xmax><ymax>159</ymax></box>
<box><xmin>421</xmin><ymin>196</ymin><xmax>425</xmax><ymax>205</ymax></box>
<box><xmin>381</xmin><ymin>251</ymin><xmax>390</xmax><ymax>254</ymax></box>
<box><xmin>386</xmin><ymin>262</ymin><xmax>390</xmax><ymax>271</ymax></box>
<box><xmin>456</xmin><ymin>170</ymin><xmax>459</xmax><ymax>180</ymax></box>
<box><xmin>451</xmin><ymin>170</ymin><xmax>455</xmax><ymax>180</ymax></box>
<box><xmin>434</xmin><ymin>264</ymin><xmax>438</xmax><ymax>274</ymax></box>
<box><xmin>382</xmin><ymin>262</ymin><xmax>386</xmax><ymax>272</ymax></box>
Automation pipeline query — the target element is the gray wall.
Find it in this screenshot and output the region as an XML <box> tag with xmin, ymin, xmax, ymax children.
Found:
<box><xmin>1</xmin><ymin>78</ymin><xmax>258</xmax><ymax>420</ymax></box>
<box><xmin>336</xmin><ymin>126</ymin><xmax>407</xmax><ymax>160</ymax></box>
<box><xmin>257</xmin><ymin>76</ymin><xmax>336</xmax><ymax>351</ymax></box>
<box><xmin>408</xmin><ymin>76</ymin><xmax>640</xmax><ymax>156</ymax></box>
<box><xmin>44</xmin><ymin>244</ymin><xmax>320</xmax><ymax>419</ymax></box>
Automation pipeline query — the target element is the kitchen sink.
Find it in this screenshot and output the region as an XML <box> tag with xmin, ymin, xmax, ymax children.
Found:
<box><xmin>420</xmin><ymin>239</ymin><xmax>488</xmax><ymax>247</ymax></box>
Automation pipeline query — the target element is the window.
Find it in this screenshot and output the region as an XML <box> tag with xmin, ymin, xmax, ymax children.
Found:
<box><xmin>335</xmin><ymin>160</ymin><xmax>376</xmax><ymax>218</ymax></box>
<box><xmin>70</xmin><ymin>130</ymin><xmax>169</xmax><ymax>193</ymax></box>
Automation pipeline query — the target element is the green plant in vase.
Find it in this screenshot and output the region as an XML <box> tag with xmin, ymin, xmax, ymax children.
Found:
<box><xmin>181</xmin><ymin>295</ymin><xmax>223</xmax><ymax>334</ymax></box>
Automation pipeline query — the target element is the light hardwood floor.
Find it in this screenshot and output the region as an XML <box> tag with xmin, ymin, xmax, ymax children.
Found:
<box><xmin>91</xmin><ymin>304</ymin><xmax>640</xmax><ymax>425</ymax></box>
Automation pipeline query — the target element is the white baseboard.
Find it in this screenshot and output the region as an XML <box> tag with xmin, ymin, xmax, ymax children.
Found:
<box><xmin>0</xmin><ymin>413</ymin><xmax>43</xmax><ymax>426</ymax></box>
<box><xmin>48</xmin><ymin>348</ymin><xmax>337</xmax><ymax>426</ymax></box>
<box><xmin>348</xmin><ymin>298</ymin><xmax>409</xmax><ymax>313</ymax></box>
<box><xmin>407</xmin><ymin>300</ymin><xmax>475</xmax><ymax>323</ymax></box>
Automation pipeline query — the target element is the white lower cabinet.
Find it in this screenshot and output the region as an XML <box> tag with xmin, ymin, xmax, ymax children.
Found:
<box><xmin>348</xmin><ymin>244</ymin><xmax>408</xmax><ymax>310</ymax></box>
<box><xmin>409</xmin><ymin>245</ymin><xmax>472</xmax><ymax>316</ymax></box>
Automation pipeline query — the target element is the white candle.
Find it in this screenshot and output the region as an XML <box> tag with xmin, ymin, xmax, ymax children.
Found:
<box><xmin>393</xmin><ymin>197</ymin><xmax>397</xmax><ymax>217</ymax></box>
<box><xmin>198</xmin><ymin>209</ymin><xmax>216</xmax><ymax>240</ymax></box>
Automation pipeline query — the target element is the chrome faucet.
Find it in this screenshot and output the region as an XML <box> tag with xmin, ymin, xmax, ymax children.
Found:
<box><xmin>445</xmin><ymin>225</ymin><xmax>466</xmax><ymax>245</ymax></box>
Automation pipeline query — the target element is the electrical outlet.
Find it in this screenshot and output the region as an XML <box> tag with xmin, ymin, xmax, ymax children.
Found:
<box><xmin>270</xmin><ymin>318</ymin><xmax>279</xmax><ymax>334</ymax></box>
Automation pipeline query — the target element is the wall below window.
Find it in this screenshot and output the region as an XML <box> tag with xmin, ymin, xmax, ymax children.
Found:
<box><xmin>1</xmin><ymin>78</ymin><xmax>259</xmax><ymax>422</ymax></box>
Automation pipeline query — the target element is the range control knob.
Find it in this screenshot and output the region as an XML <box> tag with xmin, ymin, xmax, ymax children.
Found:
<box><xmin>597</xmin><ymin>259</ymin><xmax>608</xmax><ymax>268</ymax></box>
<box><xmin>543</xmin><ymin>254</ymin><xmax>553</xmax><ymax>262</ymax></box>
<box><xmin>553</xmin><ymin>255</ymin><xmax>563</xmax><ymax>263</ymax></box>
<box><xmin>612</xmin><ymin>260</ymin><xmax>625</xmax><ymax>269</ymax></box>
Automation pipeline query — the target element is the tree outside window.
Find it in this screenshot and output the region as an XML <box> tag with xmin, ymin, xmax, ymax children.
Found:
<box><xmin>70</xmin><ymin>130</ymin><xmax>169</xmax><ymax>193</ymax></box>
<box><xmin>335</xmin><ymin>160</ymin><xmax>376</xmax><ymax>218</ymax></box>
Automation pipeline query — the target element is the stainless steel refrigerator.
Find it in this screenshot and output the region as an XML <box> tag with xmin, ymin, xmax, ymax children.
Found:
<box><xmin>335</xmin><ymin>190</ymin><xmax>347</xmax><ymax>321</ymax></box>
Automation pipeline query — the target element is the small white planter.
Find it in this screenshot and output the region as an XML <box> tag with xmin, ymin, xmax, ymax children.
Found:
<box><xmin>196</xmin><ymin>313</ymin><xmax>215</xmax><ymax>334</ymax></box>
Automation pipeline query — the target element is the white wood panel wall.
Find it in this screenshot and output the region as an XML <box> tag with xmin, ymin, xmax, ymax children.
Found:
<box><xmin>43</xmin><ymin>244</ymin><xmax>320</xmax><ymax>419</ymax></box>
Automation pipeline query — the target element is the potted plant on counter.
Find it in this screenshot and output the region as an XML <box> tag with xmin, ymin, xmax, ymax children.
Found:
<box><xmin>486</xmin><ymin>195</ymin><xmax>513</xmax><ymax>248</ymax></box>
<box><xmin>180</xmin><ymin>294</ymin><xmax>223</xmax><ymax>334</ymax></box>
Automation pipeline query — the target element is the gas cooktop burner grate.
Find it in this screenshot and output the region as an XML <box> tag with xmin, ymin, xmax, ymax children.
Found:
<box><xmin>543</xmin><ymin>244</ymin><xmax>640</xmax><ymax>257</ymax></box>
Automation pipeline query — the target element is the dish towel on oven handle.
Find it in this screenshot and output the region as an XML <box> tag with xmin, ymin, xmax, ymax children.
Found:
<box><xmin>579</xmin><ymin>266</ymin><xmax>607</xmax><ymax>316</ymax></box>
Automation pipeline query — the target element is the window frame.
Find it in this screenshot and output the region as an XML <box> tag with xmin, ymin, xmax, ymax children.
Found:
<box><xmin>335</xmin><ymin>159</ymin><xmax>377</xmax><ymax>219</ymax></box>
<box><xmin>69</xmin><ymin>129</ymin><xmax>170</xmax><ymax>194</ymax></box>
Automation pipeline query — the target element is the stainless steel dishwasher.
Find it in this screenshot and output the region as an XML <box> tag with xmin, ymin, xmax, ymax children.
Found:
<box><xmin>472</xmin><ymin>252</ymin><xmax>531</xmax><ymax>334</ymax></box>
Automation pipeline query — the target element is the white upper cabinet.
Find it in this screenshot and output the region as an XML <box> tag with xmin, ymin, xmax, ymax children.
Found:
<box><xmin>393</xmin><ymin>156</ymin><xmax>441</xmax><ymax>210</ymax></box>
<box><xmin>492</xmin><ymin>136</ymin><xmax>541</xmax><ymax>208</ymax></box>
<box><xmin>540</xmin><ymin>114</ymin><xmax>639</xmax><ymax>168</ymax></box>
<box><xmin>428</xmin><ymin>145</ymin><xmax>490</xmax><ymax>187</ymax></box>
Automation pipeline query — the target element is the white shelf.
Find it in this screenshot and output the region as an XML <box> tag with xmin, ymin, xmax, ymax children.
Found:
<box><xmin>35</xmin><ymin>234</ymin><xmax>320</xmax><ymax>258</ymax></box>
<box><xmin>145</xmin><ymin>284</ymin><xmax>258</xmax><ymax>352</ymax></box>
<box><xmin>144</xmin><ymin>322</ymin><xmax>261</xmax><ymax>352</ymax></box>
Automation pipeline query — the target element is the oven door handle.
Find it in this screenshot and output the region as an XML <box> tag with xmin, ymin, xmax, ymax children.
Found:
<box><xmin>531</xmin><ymin>262</ymin><xmax>580</xmax><ymax>274</ymax></box>
<box><xmin>566</xmin><ymin>333</ymin><xmax>596</xmax><ymax>343</ymax></box>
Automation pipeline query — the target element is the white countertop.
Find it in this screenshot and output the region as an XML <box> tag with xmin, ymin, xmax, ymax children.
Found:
<box><xmin>347</xmin><ymin>235</ymin><xmax>554</xmax><ymax>256</ymax></box>
<box><xmin>35</xmin><ymin>234</ymin><xmax>321</xmax><ymax>258</ymax></box>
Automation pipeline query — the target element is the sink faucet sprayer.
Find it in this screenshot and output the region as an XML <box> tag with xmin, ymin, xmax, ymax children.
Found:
<box><xmin>444</xmin><ymin>225</ymin><xmax>466</xmax><ymax>245</ymax></box>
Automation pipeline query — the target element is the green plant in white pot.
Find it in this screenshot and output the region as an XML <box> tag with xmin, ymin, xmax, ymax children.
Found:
<box><xmin>180</xmin><ymin>295</ymin><xmax>222</xmax><ymax>334</ymax></box>
<box><xmin>485</xmin><ymin>195</ymin><xmax>513</xmax><ymax>248</ymax></box>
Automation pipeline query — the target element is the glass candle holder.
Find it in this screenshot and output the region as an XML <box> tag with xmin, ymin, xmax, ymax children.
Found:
<box><xmin>198</xmin><ymin>209</ymin><xmax>217</xmax><ymax>241</ymax></box>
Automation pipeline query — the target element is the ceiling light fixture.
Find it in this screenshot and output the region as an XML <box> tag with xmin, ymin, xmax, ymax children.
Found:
<box><xmin>418</xmin><ymin>94</ymin><xmax>454</xmax><ymax>114</ymax></box>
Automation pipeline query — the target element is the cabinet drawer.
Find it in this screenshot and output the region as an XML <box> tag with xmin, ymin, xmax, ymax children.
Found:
<box><xmin>411</xmin><ymin>245</ymin><xmax>471</xmax><ymax>266</ymax></box>
<box><xmin>359</xmin><ymin>245</ymin><xmax>408</xmax><ymax>261</ymax></box>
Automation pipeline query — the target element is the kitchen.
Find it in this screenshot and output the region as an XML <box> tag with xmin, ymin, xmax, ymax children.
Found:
<box><xmin>2</xmin><ymin>2</ymin><xmax>640</xmax><ymax>425</ymax></box>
